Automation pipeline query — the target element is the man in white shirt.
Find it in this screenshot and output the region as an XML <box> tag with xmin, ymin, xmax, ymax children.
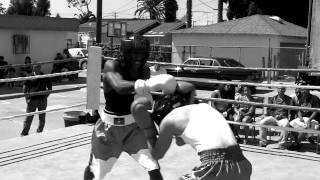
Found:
<box><xmin>135</xmin><ymin>92</ymin><xmax>252</xmax><ymax>180</ymax></box>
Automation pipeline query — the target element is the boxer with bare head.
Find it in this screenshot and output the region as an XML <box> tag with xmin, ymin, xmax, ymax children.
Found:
<box><xmin>84</xmin><ymin>36</ymin><xmax>163</xmax><ymax>180</ymax></box>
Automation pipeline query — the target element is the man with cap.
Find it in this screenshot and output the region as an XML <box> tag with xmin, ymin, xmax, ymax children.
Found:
<box><xmin>84</xmin><ymin>36</ymin><xmax>164</xmax><ymax>180</ymax></box>
<box><xmin>133</xmin><ymin>83</ymin><xmax>252</xmax><ymax>180</ymax></box>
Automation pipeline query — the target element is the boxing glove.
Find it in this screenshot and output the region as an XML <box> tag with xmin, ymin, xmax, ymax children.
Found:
<box><xmin>134</xmin><ymin>79</ymin><xmax>150</xmax><ymax>95</ymax></box>
<box><xmin>145</xmin><ymin>74</ymin><xmax>177</xmax><ymax>95</ymax></box>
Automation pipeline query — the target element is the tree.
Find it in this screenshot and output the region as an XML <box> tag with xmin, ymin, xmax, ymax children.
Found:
<box><xmin>223</xmin><ymin>0</ymin><xmax>309</xmax><ymax>27</ymax></box>
<box><xmin>164</xmin><ymin>0</ymin><xmax>178</xmax><ymax>22</ymax></box>
<box><xmin>0</xmin><ymin>3</ymin><xmax>6</xmax><ymax>14</ymax></box>
<box><xmin>66</xmin><ymin>0</ymin><xmax>96</xmax><ymax>24</ymax></box>
<box><xmin>55</xmin><ymin>13</ymin><xmax>61</xmax><ymax>18</ymax></box>
<box><xmin>135</xmin><ymin>0</ymin><xmax>165</xmax><ymax>20</ymax></box>
<box><xmin>186</xmin><ymin>0</ymin><xmax>192</xmax><ymax>27</ymax></box>
<box><xmin>35</xmin><ymin>0</ymin><xmax>51</xmax><ymax>16</ymax></box>
<box><xmin>6</xmin><ymin>0</ymin><xmax>35</xmax><ymax>16</ymax></box>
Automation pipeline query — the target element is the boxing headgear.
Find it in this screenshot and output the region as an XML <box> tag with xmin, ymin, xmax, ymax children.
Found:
<box><xmin>120</xmin><ymin>35</ymin><xmax>150</xmax><ymax>58</ymax></box>
<box><xmin>152</xmin><ymin>94</ymin><xmax>187</xmax><ymax>125</ymax></box>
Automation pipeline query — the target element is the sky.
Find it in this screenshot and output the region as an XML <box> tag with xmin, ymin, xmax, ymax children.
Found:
<box><xmin>2</xmin><ymin>0</ymin><xmax>226</xmax><ymax>25</ymax></box>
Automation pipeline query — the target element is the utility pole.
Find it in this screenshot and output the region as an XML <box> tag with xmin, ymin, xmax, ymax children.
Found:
<box><xmin>96</xmin><ymin>0</ymin><xmax>102</xmax><ymax>44</ymax></box>
<box><xmin>113</xmin><ymin>12</ymin><xmax>117</xmax><ymax>19</ymax></box>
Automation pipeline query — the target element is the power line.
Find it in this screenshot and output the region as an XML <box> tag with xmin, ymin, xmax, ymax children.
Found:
<box><xmin>199</xmin><ymin>0</ymin><xmax>217</xmax><ymax>10</ymax></box>
<box><xmin>114</xmin><ymin>0</ymin><xmax>136</xmax><ymax>12</ymax></box>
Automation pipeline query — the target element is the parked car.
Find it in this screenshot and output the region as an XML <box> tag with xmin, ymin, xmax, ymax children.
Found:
<box><xmin>68</xmin><ymin>48</ymin><xmax>115</xmax><ymax>70</ymax></box>
<box><xmin>166</xmin><ymin>57</ymin><xmax>262</xmax><ymax>92</ymax></box>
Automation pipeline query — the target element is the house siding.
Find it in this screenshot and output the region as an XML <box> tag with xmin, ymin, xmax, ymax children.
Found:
<box><xmin>172</xmin><ymin>33</ymin><xmax>305</xmax><ymax>70</ymax></box>
<box><xmin>0</xmin><ymin>29</ymin><xmax>77</xmax><ymax>73</ymax></box>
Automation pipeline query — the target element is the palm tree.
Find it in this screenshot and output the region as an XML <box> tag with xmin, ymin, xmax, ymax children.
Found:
<box><xmin>35</xmin><ymin>0</ymin><xmax>51</xmax><ymax>16</ymax></box>
<box><xmin>0</xmin><ymin>3</ymin><xmax>6</xmax><ymax>14</ymax></box>
<box><xmin>186</xmin><ymin>0</ymin><xmax>192</xmax><ymax>27</ymax></box>
<box><xmin>135</xmin><ymin>0</ymin><xmax>165</xmax><ymax>20</ymax></box>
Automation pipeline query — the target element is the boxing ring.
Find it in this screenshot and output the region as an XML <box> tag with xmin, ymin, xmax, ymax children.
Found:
<box><xmin>0</xmin><ymin>57</ymin><xmax>320</xmax><ymax>179</ymax></box>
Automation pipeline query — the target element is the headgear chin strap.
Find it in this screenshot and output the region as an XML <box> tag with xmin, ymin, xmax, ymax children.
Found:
<box><xmin>152</xmin><ymin>94</ymin><xmax>187</xmax><ymax>125</ymax></box>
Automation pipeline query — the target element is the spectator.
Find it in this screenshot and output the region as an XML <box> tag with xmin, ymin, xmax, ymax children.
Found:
<box><xmin>52</xmin><ymin>53</ymin><xmax>64</xmax><ymax>82</ymax></box>
<box><xmin>0</xmin><ymin>56</ymin><xmax>8</xmax><ymax>86</ymax></box>
<box><xmin>210</xmin><ymin>84</ymin><xmax>240</xmax><ymax>142</ymax></box>
<box><xmin>149</xmin><ymin>58</ymin><xmax>167</xmax><ymax>76</ymax></box>
<box><xmin>20</xmin><ymin>56</ymin><xmax>32</xmax><ymax>77</ymax></box>
<box><xmin>258</xmin><ymin>87</ymin><xmax>292</xmax><ymax>149</ymax></box>
<box><xmin>233</xmin><ymin>86</ymin><xmax>255</xmax><ymax>144</ymax></box>
<box><xmin>7</xmin><ymin>65</ymin><xmax>16</xmax><ymax>88</ymax></box>
<box><xmin>21</xmin><ymin>64</ymin><xmax>52</xmax><ymax>136</ymax></box>
<box><xmin>289</xmin><ymin>87</ymin><xmax>320</xmax><ymax>149</ymax></box>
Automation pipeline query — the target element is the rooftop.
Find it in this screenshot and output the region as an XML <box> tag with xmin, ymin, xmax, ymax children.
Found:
<box><xmin>144</xmin><ymin>21</ymin><xmax>186</xmax><ymax>37</ymax></box>
<box><xmin>173</xmin><ymin>15</ymin><xmax>307</xmax><ymax>38</ymax></box>
<box><xmin>0</xmin><ymin>15</ymin><xmax>79</xmax><ymax>32</ymax></box>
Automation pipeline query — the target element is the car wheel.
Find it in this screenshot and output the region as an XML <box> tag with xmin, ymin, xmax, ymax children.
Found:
<box><xmin>81</xmin><ymin>61</ymin><xmax>87</xmax><ymax>70</ymax></box>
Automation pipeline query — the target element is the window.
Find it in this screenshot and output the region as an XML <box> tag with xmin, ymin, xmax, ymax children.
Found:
<box><xmin>154</xmin><ymin>37</ymin><xmax>160</xmax><ymax>45</ymax></box>
<box><xmin>184</xmin><ymin>59</ymin><xmax>198</xmax><ymax>65</ymax></box>
<box><xmin>12</xmin><ymin>34</ymin><xmax>30</xmax><ymax>54</ymax></box>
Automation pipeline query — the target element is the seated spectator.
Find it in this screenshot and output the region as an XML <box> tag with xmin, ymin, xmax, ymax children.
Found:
<box><xmin>210</xmin><ymin>84</ymin><xmax>240</xmax><ymax>142</ymax></box>
<box><xmin>233</xmin><ymin>85</ymin><xmax>256</xmax><ymax>144</ymax></box>
<box><xmin>20</xmin><ymin>56</ymin><xmax>32</xmax><ymax>77</ymax></box>
<box><xmin>7</xmin><ymin>65</ymin><xmax>16</xmax><ymax>88</ymax></box>
<box><xmin>0</xmin><ymin>56</ymin><xmax>8</xmax><ymax>86</ymax></box>
<box><xmin>289</xmin><ymin>87</ymin><xmax>320</xmax><ymax>149</ymax></box>
<box><xmin>258</xmin><ymin>87</ymin><xmax>292</xmax><ymax>149</ymax></box>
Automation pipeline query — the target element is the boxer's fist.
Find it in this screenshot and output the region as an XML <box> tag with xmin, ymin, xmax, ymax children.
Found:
<box><xmin>146</xmin><ymin>74</ymin><xmax>177</xmax><ymax>95</ymax></box>
<box><xmin>134</xmin><ymin>79</ymin><xmax>150</xmax><ymax>95</ymax></box>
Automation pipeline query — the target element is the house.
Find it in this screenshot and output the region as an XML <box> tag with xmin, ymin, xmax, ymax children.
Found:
<box><xmin>143</xmin><ymin>21</ymin><xmax>186</xmax><ymax>62</ymax></box>
<box><xmin>78</xmin><ymin>19</ymin><xmax>159</xmax><ymax>48</ymax></box>
<box><xmin>0</xmin><ymin>15</ymin><xmax>79</xmax><ymax>73</ymax></box>
<box><xmin>171</xmin><ymin>15</ymin><xmax>307</xmax><ymax>76</ymax></box>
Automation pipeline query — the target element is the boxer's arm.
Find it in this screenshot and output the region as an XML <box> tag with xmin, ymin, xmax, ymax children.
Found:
<box><xmin>151</xmin><ymin>118</ymin><xmax>175</xmax><ymax>160</ymax></box>
<box><xmin>103</xmin><ymin>60</ymin><xmax>135</xmax><ymax>94</ymax></box>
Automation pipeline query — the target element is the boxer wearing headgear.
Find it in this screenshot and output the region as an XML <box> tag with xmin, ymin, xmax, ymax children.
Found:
<box><xmin>145</xmin><ymin>92</ymin><xmax>252</xmax><ymax>180</ymax></box>
<box><xmin>131</xmin><ymin>76</ymin><xmax>195</xmax><ymax>149</ymax></box>
<box><xmin>84</xmin><ymin>36</ymin><xmax>163</xmax><ymax>180</ymax></box>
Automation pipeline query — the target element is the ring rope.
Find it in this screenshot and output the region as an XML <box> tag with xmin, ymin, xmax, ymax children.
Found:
<box><xmin>0</xmin><ymin>102</ymin><xmax>87</xmax><ymax>121</ymax></box>
<box><xmin>0</xmin><ymin>132</ymin><xmax>92</xmax><ymax>155</ymax></box>
<box><xmin>0</xmin><ymin>137</ymin><xmax>91</xmax><ymax>163</ymax></box>
<box><xmin>0</xmin><ymin>85</ymin><xmax>87</xmax><ymax>100</ymax></box>
<box><xmin>0</xmin><ymin>70</ymin><xmax>86</xmax><ymax>83</ymax></box>
<box><xmin>175</xmin><ymin>77</ymin><xmax>320</xmax><ymax>90</ymax></box>
<box><xmin>147</xmin><ymin>61</ymin><xmax>320</xmax><ymax>73</ymax></box>
<box><xmin>196</xmin><ymin>96</ymin><xmax>320</xmax><ymax>113</ymax></box>
<box><xmin>0</xmin><ymin>58</ymin><xmax>79</xmax><ymax>70</ymax></box>
<box><xmin>228</xmin><ymin>121</ymin><xmax>320</xmax><ymax>135</ymax></box>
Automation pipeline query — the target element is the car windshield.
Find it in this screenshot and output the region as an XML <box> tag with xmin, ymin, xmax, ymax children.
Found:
<box><xmin>215</xmin><ymin>58</ymin><xmax>245</xmax><ymax>67</ymax></box>
<box><xmin>81</xmin><ymin>50</ymin><xmax>88</xmax><ymax>57</ymax></box>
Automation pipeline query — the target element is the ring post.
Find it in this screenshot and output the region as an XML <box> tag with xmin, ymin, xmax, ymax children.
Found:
<box><xmin>87</xmin><ymin>46</ymin><xmax>101</xmax><ymax>111</ymax></box>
